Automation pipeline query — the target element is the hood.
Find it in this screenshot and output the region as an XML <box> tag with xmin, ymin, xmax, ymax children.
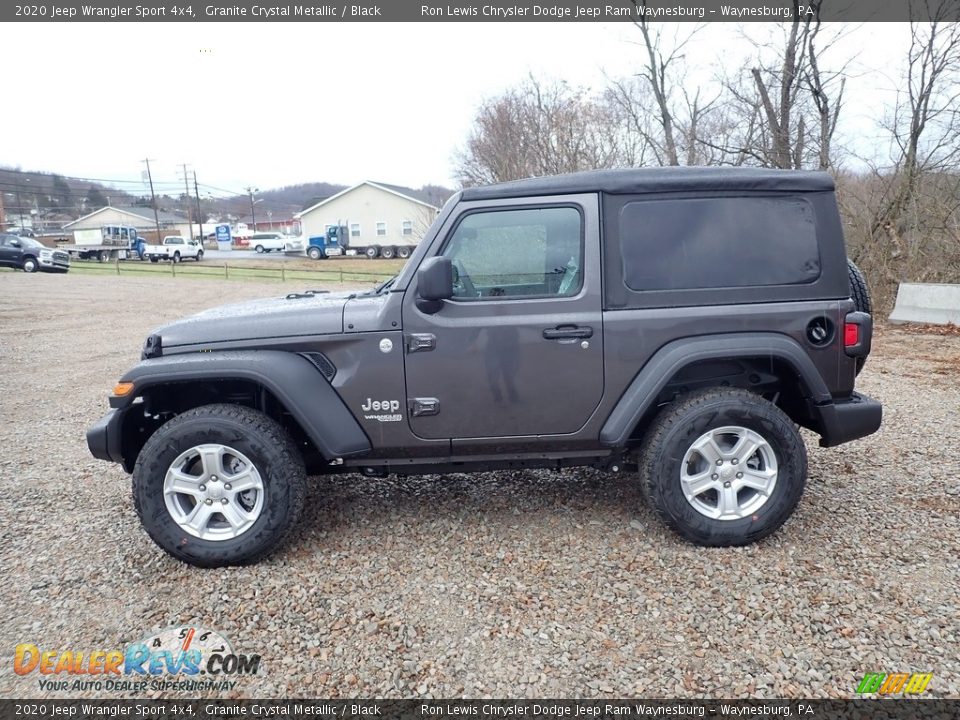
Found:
<box><xmin>155</xmin><ymin>292</ymin><xmax>349</xmax><ymax>348</ymax></box>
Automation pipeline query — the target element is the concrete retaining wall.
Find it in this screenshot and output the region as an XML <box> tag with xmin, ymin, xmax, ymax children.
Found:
<box><xmin>889</xmin><ymin>282</ymin><xmax>960</xmax><ymax>325</ymax></box>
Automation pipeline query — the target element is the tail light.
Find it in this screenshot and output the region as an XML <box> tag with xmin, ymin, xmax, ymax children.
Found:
<box><xmin>844</xmin><ymin>322</ymin><xmax>860</xmax><ymax>348</ymax></box>
<box><xmin>844</xmin><ymin>311</ymin><xmax>872</xmax><ymax>357</ymax></box>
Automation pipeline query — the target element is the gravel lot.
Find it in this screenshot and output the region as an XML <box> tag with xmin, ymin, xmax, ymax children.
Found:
<box><xmin>0</xmin><ymin>272</ymin><xmax>957</xmax><ymax>700</ymax></box>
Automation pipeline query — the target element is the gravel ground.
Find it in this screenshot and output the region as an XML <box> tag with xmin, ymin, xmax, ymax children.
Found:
<box><xmin>0</xmin><ymin>272</ymin><xmax>957</xmax><ymax>700</ymax></box>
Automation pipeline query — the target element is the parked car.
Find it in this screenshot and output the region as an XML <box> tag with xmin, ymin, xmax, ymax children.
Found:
<box><xmin>250</xmin><ymin>232</ymin><xmax>302</xmax><ymax>253</ymax></box>
<box><xmin>0</xmin><ymin>233</ymin><xmax>70</xmax><ymax>273</ymax></box>
<box><xmin>144</xmin><ymin>236</ymin><xmax>204</xmax><ymax>263</ymax></box>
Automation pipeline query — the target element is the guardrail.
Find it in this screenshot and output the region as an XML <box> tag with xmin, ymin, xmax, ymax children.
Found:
<box><xmin>67</xmin><ymin>259</ymin><xmax>394</xmax><ymax>285</ymax></box>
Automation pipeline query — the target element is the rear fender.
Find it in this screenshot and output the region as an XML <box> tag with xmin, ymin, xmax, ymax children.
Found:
<box><xmin>600</xmin><ymin>333</ymin><xmax>832</xmax><ymax>448</ymax></box>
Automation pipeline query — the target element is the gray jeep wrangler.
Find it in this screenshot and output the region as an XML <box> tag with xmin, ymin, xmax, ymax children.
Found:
<box><xmin>88</xmin><ymin>167</ymin><xmax>881</xmax><ymax>567</ymax></box>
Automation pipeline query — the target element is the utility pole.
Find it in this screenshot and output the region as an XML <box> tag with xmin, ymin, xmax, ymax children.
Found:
<box><xmin>142</xmin><ymin>159</ymin><xmax>162</xmax><ymax>244</ymax></box>
<box><xmin>180</xmin><ymin>163</ymin><xmax>194</xmax><ymax>239</ymax></box>
<box><xmin>193</xmin><ymin>172</ymin><xmax>204</xmax><ymax>244</ymax></box>
<box><xmin>245</xmin><ymin>186</ymin><xmax>258</xmax><ymax>231</ymax></box>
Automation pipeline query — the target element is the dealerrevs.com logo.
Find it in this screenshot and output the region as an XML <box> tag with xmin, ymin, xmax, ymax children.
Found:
<box><xmin>14</xmin><ymin>626</ymin><xmax>262</xmax><ymax>693</ymax></box>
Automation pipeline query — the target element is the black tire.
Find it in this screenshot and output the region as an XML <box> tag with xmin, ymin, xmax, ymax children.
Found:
<box><xmin>397</xmin><ymin>246</ymin><xmax>411</xmax><ymax>259</ymax></box>
<box><xmin>172</xmin><ymin>252</ymin><xmax>181</xmax><ymax>264</ymax></box>
<box><xmin>847</xmin><ymin>259</ymin><xmax>872</xmax><ymax>375</ymax></box>
<box><xmin>196</xmin><ymin>250</ymin><xmax>203</xmax><ymax>262</ymax></box>
<box><xmin>150</xmin><ymin>257</ymin><xmax>159</xmax><ymax>263</ymax></box>
<box><xmin>638</xmin><ymin>388</ymin><xmax>807</xmax><ymax>547</ymax></box>
<box><xmin>22</xmin><ymin>256</ymin><xmax>38</xmax><ymax>273</ymax></box>
<box><xmin>132</xmin><ymin>404</ymin><xmax>306</xmax><ymax>567</ymax></box>
<box><xmin>307</xmin><ymin>247</ymin><xmax>322</xmax><ymax>260</ymax></box>
<box><xmin>99</xmin><ymin>250</ymin><xmax>111</xmax><ymax>263</ymax></box>
<box><xmin>365</xmin><ymin>246</ymin><xmax>379</xmax><ymax>259</ymax></box>
<box><xmin>255</xmin><ymin>245</ymin><xmax>265</xmax><ymax>254</ymax></box>
<box><xmin>380</xmin><ymin>246</ymin><xmax>396</xmax><ymax>259</ymax></box>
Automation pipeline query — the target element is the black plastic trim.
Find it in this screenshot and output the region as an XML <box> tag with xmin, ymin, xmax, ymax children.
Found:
<box><xmin>600</xmin><ymin>333</ymin><xmax>833</xmax><ymax>448</ymax></box>
<box><xmin>86</xmin><ymin>408</ymin><xmax>127</xmax><ymax>464</ymax></box>
<box><xmin>111</xmin><ymin>350</ymin><xmax>371</xmax><ymax>458</ymax></box>
<box><xmin>817</xmin><ymin>392</ymin><xmax>883</xmax><ymax>447</ymax></box>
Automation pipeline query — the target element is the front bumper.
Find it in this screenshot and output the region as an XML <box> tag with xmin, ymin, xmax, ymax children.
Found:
<box><xmin>817</xmin><ymin>392</ymin><xmax>882</xmax><ymax>448</ymax></box>
<box><xmin>87</xmin><ymin>408</ymin><xmax>128</xmax><ymax>466</ymax></box>
<box><xmin>39</xmin><ymin>254</ymin><xmax>70</xmax><ymax>272</ymax></box>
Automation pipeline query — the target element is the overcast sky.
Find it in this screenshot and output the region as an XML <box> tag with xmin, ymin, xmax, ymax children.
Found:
<box><xmin>3</xmin><ymin>22</ymin><xmax>911</xmax><ymax>196</ymax></box>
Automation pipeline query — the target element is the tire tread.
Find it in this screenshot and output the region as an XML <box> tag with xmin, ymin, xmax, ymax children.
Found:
<box><xmin>132</xmin><ymin>403</ymin><xmax>305</xmax><ymax>567</ymax></box>
<box><xmin>638</xmin><ymin>387</ymin><xmax>807</xmax><ymax>547</ymax></box>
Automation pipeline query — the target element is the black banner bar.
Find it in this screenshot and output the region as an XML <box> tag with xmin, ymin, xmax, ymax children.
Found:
<box><xmin>4</xmin><ymin>0</ymin><xmax>960</xmax><ymax>23</ymax></box>
<box><xmin>2</xmin><ymin>700</ymin><xmax>960</xmax><ymax>720</ymax></box>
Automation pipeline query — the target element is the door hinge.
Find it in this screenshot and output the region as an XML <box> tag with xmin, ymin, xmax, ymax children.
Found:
<box><xmin>406</xmin><ymin>333</ymin><xmax>436</xmax><ymax>353</ymax></box>
<box><xmin>409</xmin><ymin>397</ymin><xmax>440</xmax><ymax>417</ymax></box>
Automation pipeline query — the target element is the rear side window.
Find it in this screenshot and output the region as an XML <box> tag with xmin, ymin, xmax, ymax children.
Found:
<box><xmin>620</xmin><ymin>196</ymin><xmax>820</xmax><ymax>291</ymax></box>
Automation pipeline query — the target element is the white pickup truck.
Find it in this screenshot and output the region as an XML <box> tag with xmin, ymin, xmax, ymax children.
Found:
<box><xmin>144</xmin><ymin>236</ymin><xmax>204</xmax><ymax>263</ymax></box>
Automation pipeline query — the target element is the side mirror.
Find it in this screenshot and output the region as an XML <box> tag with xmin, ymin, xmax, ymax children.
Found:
<box><xmin>10</xmin><ymin>239</ymin><xmax>21</xmax><ymax>247</ymax></box>
<box><xmin>416</xmin><ymin>256</ymin><xmax>453</xmax><ymax>313</ymax></box>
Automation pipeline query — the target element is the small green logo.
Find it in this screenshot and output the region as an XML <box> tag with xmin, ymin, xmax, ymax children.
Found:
<box><xmin>856</xmin><ymin>672</ymin><xmax>932</xmax><ymax>694</ymax></box>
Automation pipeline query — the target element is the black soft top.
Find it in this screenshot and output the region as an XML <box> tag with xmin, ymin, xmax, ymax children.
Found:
<box><xmin>460</xmin><ymin>167</ymin><xmax>834</xmax><ymax>200</ymax></box>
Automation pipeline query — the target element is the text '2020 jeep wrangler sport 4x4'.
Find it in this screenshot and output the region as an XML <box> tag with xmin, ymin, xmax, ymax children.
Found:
<box><xmin>88</xmin><ymin>167</ymin><xmax>881</xmax><ymax>567</ymax></box>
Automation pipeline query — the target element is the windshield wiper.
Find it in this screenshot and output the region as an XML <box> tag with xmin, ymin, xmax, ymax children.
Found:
<box><xmin>374</xmin><ymin>275</ymin><xmax>397</xmax><ymax>294</ymax></box>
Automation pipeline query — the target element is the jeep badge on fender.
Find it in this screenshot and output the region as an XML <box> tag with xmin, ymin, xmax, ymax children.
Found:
<box><xmin>86</xmin><ymin>167</ymin><xmax>881</xmax><ymax>567</ymax></box>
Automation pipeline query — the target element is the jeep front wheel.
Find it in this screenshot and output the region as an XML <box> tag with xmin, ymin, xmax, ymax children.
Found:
<box><xmin>132</xmin><ymin>404</ymin><xmax>305</xmax><ymax>567</ymax></box>
<box><xmin>638</xmin><ymin>388</ymin><xmax>806</xmax><ymax>547</ymax></box>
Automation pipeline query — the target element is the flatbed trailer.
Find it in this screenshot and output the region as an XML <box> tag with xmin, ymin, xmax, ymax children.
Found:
<box><xmin>59</xmin><ymin>225</ymin><xmax>148</xmax><ymax>262</ymax></box>
<box><xmin>59</xmin><ymin>244</ymin><xmax>144</xmax><ymax>262</ymax></box>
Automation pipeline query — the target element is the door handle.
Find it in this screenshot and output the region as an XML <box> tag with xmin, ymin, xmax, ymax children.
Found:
<box><xmin>543</xmin><ymin>325</ymin><xmax>593</xmax><ymax>340</ymax></box>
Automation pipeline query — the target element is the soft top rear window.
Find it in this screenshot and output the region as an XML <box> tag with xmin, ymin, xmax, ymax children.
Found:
<box><xmin>620</xmin><ymin>196</ymin><xmax>820</xmax><ymax>292</ymax></box>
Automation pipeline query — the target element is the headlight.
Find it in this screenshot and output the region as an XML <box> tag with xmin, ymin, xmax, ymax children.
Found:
<box><xmin>40</xmin><ymin>249</ymin><xmax>53</xmax><ymax>257</ymax></box>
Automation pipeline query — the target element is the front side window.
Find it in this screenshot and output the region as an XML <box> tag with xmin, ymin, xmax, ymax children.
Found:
<box><xmin>441</xmin><ymin>206</ymin><xmax>582</xmax><ymax>299</ymax></box>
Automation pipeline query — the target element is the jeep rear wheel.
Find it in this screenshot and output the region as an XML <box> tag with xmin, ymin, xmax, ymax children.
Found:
<box><xmin>638</xmin><ymin>388</ymin><xmax>806</xmax><ymax>547</ymax></box>
<box><xmin>132</xmin><ymin>404</ymin><xmax>306</xmax><ymax>567</ymax></box>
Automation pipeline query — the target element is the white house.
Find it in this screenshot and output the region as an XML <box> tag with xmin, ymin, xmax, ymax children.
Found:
<box><xmin>296</xmin><ymin>181</ymin><xmax>440</xmax><ymax>257</ymax></box>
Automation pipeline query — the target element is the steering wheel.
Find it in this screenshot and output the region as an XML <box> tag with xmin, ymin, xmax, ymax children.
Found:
<box><xmin>451</xmin><ymin>259</ymin><xmax>478</xmax><ymax>298</ymax></box>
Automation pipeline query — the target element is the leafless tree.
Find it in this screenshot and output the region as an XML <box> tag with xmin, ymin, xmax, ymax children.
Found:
<box><xmin>608</xmin><ymin>11</ymin><xmax>721</xmax><ymax>166</ymax></box>
<box><xmin>454</xmin><ymin>76</ymin><xmax>622</xmax><ymax>186</ymax></box>
<box><xmin>875</xmin><ymin>3</ymin><xmax>960</xmax><ymax>239</ymax></box>
<box><xmin>838</xmin><ymin>4</ymin><xmax>960</xmax><ymax>309</ymax></box>
<box><xmin>712</xmin><ymin>2</ymin><xmax>848</xmax><ymax>170</ymax></box>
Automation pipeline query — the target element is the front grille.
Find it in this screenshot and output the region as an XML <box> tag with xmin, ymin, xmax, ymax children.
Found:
<box><xmin>53</xmin><ymin>252</ymin><xmax>69</xmax><ymax>262</ymax></box>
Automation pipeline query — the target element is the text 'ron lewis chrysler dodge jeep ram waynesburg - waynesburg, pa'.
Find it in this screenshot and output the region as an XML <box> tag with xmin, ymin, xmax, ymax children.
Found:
<box><xmin>87</xmin><ymin>167</ymin><xmax>881</xmax><ymax>567</ymax></box>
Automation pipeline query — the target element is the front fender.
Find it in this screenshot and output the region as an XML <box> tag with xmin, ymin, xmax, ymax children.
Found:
<box><xmin>111</xmin><ymin>350</ymin><xmax>371</xmax><ymax>459</ymax></box>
